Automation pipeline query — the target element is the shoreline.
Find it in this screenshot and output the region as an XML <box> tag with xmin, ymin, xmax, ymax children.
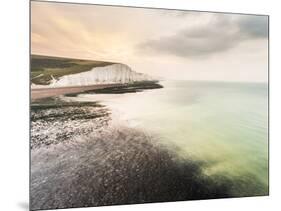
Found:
<box><xmin>31</xmin><ymin>81</ymin><xmax>163</xmax><ymax>100</ymax></box>
<box><xmin>31</xmin><ymin>84</ymin><xmax>124</xmax><ymax>100</ymax></box>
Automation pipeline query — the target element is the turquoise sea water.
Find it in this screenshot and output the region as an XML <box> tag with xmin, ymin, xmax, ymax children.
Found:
<box><xmin>77</xmin><ymin>80</ymin><xmax>269</xmax><ymax>194</ymax></box>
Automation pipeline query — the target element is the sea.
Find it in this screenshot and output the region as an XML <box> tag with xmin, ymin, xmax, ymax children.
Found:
<box><xmin>68</xmin><ymin>80</ymin><xmax>269</xmax><ymax>195</ymax></box>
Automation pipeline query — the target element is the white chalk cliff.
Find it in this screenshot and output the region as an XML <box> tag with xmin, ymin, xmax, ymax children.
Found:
<box><xmin>32</xmin><ymin>63</ymin><xmax>153</xmax><ymax>88</ymax></box>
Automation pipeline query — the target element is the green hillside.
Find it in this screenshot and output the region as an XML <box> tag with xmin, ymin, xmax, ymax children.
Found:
<box><xmin>31</xmin><ymin>55</ymin><xmax>115</xmax><ymax>85</ymax></box>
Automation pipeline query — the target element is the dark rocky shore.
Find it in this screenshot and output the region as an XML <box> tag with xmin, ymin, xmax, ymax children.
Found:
<box><xmin>31</xmin><ymin>98</ymin><xmax>110</xmax><ymax>149</ymax></box>
<box><xmin>64</xmin><ymin>80</ymin><xmax>164</xmax><ymax>96</ymax></box>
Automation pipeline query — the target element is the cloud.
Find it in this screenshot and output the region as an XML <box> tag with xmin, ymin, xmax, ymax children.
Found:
<box><xmin>138</xmin><ymin>14</ymin><xmax>268</xmax><ymax>58</ymax></box>
<box><xmin>238</xmin><ymin>16</ymin><xmax>268</xmax><ymax>38</ymax></box>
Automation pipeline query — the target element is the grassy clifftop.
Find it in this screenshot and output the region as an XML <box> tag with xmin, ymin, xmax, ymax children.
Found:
<box><xmin>31</xmin><ymin>55</ymin><xmax>115</xmax><ymax>85</ymax></box>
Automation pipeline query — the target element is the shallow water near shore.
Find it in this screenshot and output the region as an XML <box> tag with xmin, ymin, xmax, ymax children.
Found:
<box><xmin>71</xmin><ymin>80</ymin><xmax>268</xmax><ymax>194</ymax></box>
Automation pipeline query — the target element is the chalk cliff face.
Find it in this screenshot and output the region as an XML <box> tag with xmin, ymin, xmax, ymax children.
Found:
<box><xmin>32</xmin><ymin>63</ymin><xmax>152</xmax><ymax>88</ymax></box>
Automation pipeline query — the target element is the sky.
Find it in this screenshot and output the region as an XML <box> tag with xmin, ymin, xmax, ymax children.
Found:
<box><xmin>31</xmin><ymin>1</ymin><xmax>268</xmax><ymax>82</ymax></box>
